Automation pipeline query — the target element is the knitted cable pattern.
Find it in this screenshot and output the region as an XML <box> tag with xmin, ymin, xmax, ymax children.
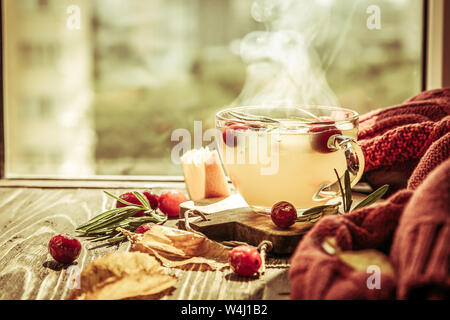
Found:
<box><xmin>360</xmin><ymin>116</ymin><xmax>450</xmax><ymax>172</ymax></box>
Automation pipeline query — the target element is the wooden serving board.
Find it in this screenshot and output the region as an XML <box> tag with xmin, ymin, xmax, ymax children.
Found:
<box><xmin>178</xmin><ymin>194</ymin><xmax>315</xmax><ymax>255</ymax></box>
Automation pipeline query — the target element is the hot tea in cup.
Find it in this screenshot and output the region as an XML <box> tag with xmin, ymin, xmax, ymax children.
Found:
<box><xmin>216</xmin><ymin>106</ymin><xmax>365</xmax><ymax>212</ymax></box>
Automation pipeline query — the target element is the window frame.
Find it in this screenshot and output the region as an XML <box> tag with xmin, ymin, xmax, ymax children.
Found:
<box><xmin>0</xmin><ymin>0</ymin><xmax>444</xmax><ymax>183</ymax></box>
<box><xmin>425</xmin><ymin>0</ymin><xmax>450</xmax><ymax>89</ymax></box>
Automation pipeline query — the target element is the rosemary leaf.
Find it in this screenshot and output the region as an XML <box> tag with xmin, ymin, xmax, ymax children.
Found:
<box><xmin>78</xmin><ymin>212</ymin><xmax>166</xmax><ymax>240</ymax></box>
<box><xmin>76</xmin><ymin>206</ymin><xmax>136</xmax><ymax>230</ymax></box>
<box><xmin>352</xmin><ymin>184</ymin><xmax>389</xmax><ymax>211</ymax></box>
<box><xmin>82</xmin><ymin>208</ymin><xmax>142</xmax><ymax>233</ymax></box>
<box><xmin>301</xmin><ymin>204</ymin><xmax>339</xmax><ymax>216</ymax></box>
<box><xmin>228</xmin><ymin>111</ymin><xmax>280</xmax><ymax>124</ymax></box>
<box><xmin>297</xmin><ymin>203</ymin><xmax>340</xmax><ymax>223</ymax></box>
<box><xmin>104</xmin><ymin>191</ymin><xmax>145</xmax><ymax>208</ymax></box>
<box><xmin>90</xmin><ymin>234</ymin><xmax>117</xmax><ymax>242</ymax></box>
<box><xmin>132</xmin><ymin>191</ymin><xmax>151</xmax><ymax>210</ymax></box>
<box><xmin>107</xmin><ymin>235</ymin><xmax>127</xmax><ymax>243</ymax></box>
<box><xmin>122</xmin><ymin>215</ymin><xmax>166</xmax><ymax>227</ymax></box>
<box><xmin>344</xmin><ymin>170</ymin><xmax>352</xmax><ymax>213</ymax></box>
<box><xmin>334</xmin><ymin>169</ymin><xmax>346</xmax><ymax>212</ymax></box>
<box><xmin>296</xmin><ymin>212</ymin><xmax>323</xmax><ymax>223</ymax></box>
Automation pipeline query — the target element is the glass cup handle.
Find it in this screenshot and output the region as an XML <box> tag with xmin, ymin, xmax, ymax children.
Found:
<box><xmin>313</xmin><ymin>135</ymin><xmax>365</xmax><ymax>202</ymax></box>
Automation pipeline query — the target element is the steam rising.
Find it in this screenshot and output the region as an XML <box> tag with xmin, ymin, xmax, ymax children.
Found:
<box><xmin>233</xmin><ymin>0</ymin><xmax>341</xmax><ymax>107</ymax></box>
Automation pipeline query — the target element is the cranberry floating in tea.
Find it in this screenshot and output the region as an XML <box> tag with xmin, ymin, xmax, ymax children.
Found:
<box><xmin>309</xmin><ymin>124</ymin><xmax>342</xmax><ymax>153</ymax></box>
<box><xmin>222</xmin><ymin>124</ymin><xmax>249</xmax><ymax>148</ymax></box>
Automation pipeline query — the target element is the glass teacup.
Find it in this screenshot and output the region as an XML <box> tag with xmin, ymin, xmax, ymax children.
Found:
<box><xmin>215</xmin><ymin>105</ymin><xmax>365</xmax><ymax>213</ymax></box>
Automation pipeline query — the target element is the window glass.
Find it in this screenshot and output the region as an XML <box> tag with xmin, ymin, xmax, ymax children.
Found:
<box><xmin>2</xmin><ymin>0</ymin><xmax>424</xmax><ymax>177</ymax></box>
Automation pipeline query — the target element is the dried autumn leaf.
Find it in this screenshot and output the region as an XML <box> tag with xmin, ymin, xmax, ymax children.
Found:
<box><xmin>119</xmin><ymin>225</ymin><xmax>230</xmax><ymax>271</ymax></box>
<box><xmin>321</xmin><ymin>237</ymin><xmax>395</xmax><ymax>276</ymax></box>
<box><xmin>68</xmin><ymin>252</ymin><xmax>177</xmax><ymax>300</ymax></box>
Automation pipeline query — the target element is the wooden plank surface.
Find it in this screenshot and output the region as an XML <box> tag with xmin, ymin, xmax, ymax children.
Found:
<box><xmin>0</xmin><ymin>186</ymin><xmax>291</xmax><ymax>300</ymax></box>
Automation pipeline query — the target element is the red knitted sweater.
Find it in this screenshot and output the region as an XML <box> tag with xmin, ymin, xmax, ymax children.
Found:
<box><xmin>289</xmin><ymin>88</ymin><xmax>450</xmax><ymax>300</ymax></box>
<box><xmin>359</xmin><ymin>89</ymin><xmax>450</xmax><ymax>172</ymax></box>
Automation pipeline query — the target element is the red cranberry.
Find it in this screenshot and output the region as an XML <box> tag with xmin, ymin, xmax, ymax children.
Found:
<box><xmin>228</xmin><ymin>245</ymin><xmax>262</xmax><ymax>276</ymax></box>
<box><xmin>48</xmin><ymin>234</ymin><xmax>82</xmax><ymax>264</ymax></box>
<box><xmin>271</xmin><ymin>201</ymin><xmax>297</xmax><ymax>228</ymax></box>
<box><xmin>143</xmin><ymin>191</ymin><xmax>159</xmax><ymax>210</ymax></box>
<box><xmin>135</xmin><ymin>223</ymin><xmax>153</xmax><ymax>234</ymax></box>
<box><xmin>158</xmin><ymin>190</ymin><xmax>188</xmax><ymax>217</ymax></box>
<box><xmin>309</xmin><ymin>125</ymin><xmax>342</xmax><ymax>153</ymax></box>
<box><xmin>222</xmin><ymin>125</ymin><xmax>248</xmax><ymax>147</ymax></box>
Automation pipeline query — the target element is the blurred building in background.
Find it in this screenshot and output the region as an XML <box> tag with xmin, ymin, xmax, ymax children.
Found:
<box><xmin>93</xmin><ymin>0</ymin><xmax>257</xmax><ymax>90</ymax></box>
<box><xmin>94</xmin><ymin>0</ymin><xmax>197</xmax><ymax>89</ymax></box>
<box><xmin>3</xmin><ymin>0</ymin><xmax>95</xmax><ymax>176</ymax></box>
<box><xmin>2</xmin><ymin>0</ymin><xmax>424</xmax><ymax>177</ymax></box>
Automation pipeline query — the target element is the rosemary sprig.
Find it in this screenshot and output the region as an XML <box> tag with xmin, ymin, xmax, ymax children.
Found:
<box><xmin>76</xmin><ymin>191</ymin><xmax>167</xmax><ymax>243</ymax></box>
<box><xmin>297</xmin><ymin>170</ymin><xmax>390</xmax><ymax>224</ymax></box>
<box><xmin>296</xmin><ymin>203</ymin><xmax>340</xmax><ymax>223</ymax></box>
<box><xmin>227</xmin><ymin>109</ymin><xmax>325</xmax><ymax>135</ymax></box>
<box><xmin>344</xmin><ymin>170</ymin><xmax>353</xmax><ymax>212</ymax></box>
<box><xmin>228</xmin><ymin>111</ymin><xmax>280</xmax><ymax>124</ymax></box>
<box><xmin>76</xmin><ymin>206</ymin><xmax>139</xmax><ymax>230</ymax></box>
<box><xmin>302</xmin><ymin>204</ymin><xmax>339</xmax><ymax>216</ymax></box>
<box><xmin>227</xmin><ymin>110</ymin><xmax>320</xmax><ymax>124</ymax></box>
<box><xmin>334</xmin><ymin>169</ymin><xmax>389</xmax><ymax>213</ymax></box>
<box><xmin>79</xmin><ymin>208</ymin><xmax>142</xmax><ymax>233</ymax></box>
<box><xmin>352</xmin><ymin>184</ymin><xmax>389</xmax><ymax>211</ymax></box>
<box><xmin>334</xmin><ymin>168</ymin><xmax>348</xmax><ymax>212</ymax></box>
